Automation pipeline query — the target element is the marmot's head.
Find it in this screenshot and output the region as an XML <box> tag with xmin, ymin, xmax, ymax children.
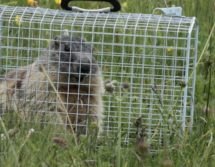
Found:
<box><xmin>39</xmin><ymin>35</ymin><xmax>99</xmax><ymax>84</ymax></box>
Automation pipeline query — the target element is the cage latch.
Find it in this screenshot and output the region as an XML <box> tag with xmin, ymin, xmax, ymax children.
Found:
<box><xmin>153</xmin><ymin>7</ymin><xmax>182</xmax><ymax>17</ymax></box>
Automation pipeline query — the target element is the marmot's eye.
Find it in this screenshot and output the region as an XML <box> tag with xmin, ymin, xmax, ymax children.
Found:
<box><xmin>64</xmin><ymin>45</ymin><xmax>70</xmax><ymax>52</ymax></box>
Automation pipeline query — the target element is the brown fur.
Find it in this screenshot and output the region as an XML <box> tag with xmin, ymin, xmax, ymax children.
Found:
<box><xmin>0</xmin><ymin>36</ymin><xmax>104</xmax><ymax>134</ymax></box>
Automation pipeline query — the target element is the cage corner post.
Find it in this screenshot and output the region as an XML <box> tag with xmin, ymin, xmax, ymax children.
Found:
<box><xmin>182</xmin><ymin>17</ymin><xmax>197</xmax><ymax>131</ymax></box>
<box><xmin>189</xmin><ymin>18</ymin><xmax>199</xmax><ymax>133</ymax></box>
<box><xmin>0</xmin><ymin>18</ymin><xmax>2</xmax><ymax>79</ymax></box>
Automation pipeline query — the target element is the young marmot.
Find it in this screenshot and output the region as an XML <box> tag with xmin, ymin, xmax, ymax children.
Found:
<box><xmin>0</xmin><ymin>35</ymin><xmax>104</xmax><ymax>133</ymax></box>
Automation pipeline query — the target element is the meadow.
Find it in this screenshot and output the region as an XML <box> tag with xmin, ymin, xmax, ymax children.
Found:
<box><xmin>0</xmin><ymin>0</ymin><xmax>215</xmax><ymax>166</ymax></box>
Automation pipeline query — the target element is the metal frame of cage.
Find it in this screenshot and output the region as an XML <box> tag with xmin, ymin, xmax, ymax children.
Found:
<box><xmin>0</xmin><ymin>5</ymin><xmax>198</xmax><ymax>149</ymax></box>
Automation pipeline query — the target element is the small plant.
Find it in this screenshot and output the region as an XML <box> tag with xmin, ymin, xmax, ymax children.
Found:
<box><xmin>53</xmin><ymin>137</ymin><xmax>75</xmax><ymax>165</ymax></box>
<box><xmin>104</xmin><ymin>79</ymin><xmax>130</xmax><ymax>167</ymax></box>
<box><xmin>134</xmin><ymin>116</ymin><xmax>148</xmax><ymax>162</ymax></box>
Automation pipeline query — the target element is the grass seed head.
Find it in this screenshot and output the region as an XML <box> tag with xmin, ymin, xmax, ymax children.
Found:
<box><xmin>134</xmin><ymin>116</ymin><xmax>142</xmax><ymax>128</ymax></box>
<box><xmin>53</xmin><ymin>137</ymin><xmax>67</xmax><ymax>148</ymax></box>
<box><xmin>137</xmin><ymin>141</ymin><xmax>148</xmax><ymax>155</ymax></box>
<box><xmin>203</xmin><ymin>106</ymin><xmax>214</xmax><ymax>114</ymax></box>
<box><xmin>91</xmin><ymin>122</ymin><xmax>98</xmax><ymax>128</ymax></box>
<box><xmin>105</xmin><ymin>83</ymin><xmax>115</xmax><ymax>93</ymax></box>
<box><xmin>122</xmin><ymin>82</ymin><xmax>130</xmax><ymax>89</ymax></box>
<box><xmin>161</xmin><ymin>159</ymin><xmax>173</xmax><ymax>167</ymax></box>
<box><xmin>179</xmin><ymin>81</ymin><xmax>187</xmax><ymax>88</ymax></box>
<box><xmin>205</xmin><ymin>59</ymin><xmax>212</xmax><ymax>67</ymax></box>
<box><xmin>142</xmin><ymin>96</ymin><xmax>147</xmax><ymax>102</ymax></box>
<box><xmin>104</xmin><ymin>79</ymin><xmax>111</xmax><ymax>84</ymax></box>
<box><xmin>31</xmin><ymin>1</ymin><xmax>38</xmax><ymax>7</ymax></box>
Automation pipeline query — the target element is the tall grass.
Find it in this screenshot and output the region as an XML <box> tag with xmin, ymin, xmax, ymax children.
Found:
<box><xmin>0</xmin><ymin>0</ymin><xmax>215</xmax><ymax>166</ymax></box>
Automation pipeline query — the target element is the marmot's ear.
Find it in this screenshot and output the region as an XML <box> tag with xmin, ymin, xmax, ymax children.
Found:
<box><xmin>53</xmin><ymin>36</ymin><xmax>60</xmax><ymax>49</ymax></box>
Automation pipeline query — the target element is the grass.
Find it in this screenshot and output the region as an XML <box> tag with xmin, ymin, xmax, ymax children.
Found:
<box><xmin>0</xmin><ymin>0</ymin><xmax>215</xmax><ymax>166</ymax></box>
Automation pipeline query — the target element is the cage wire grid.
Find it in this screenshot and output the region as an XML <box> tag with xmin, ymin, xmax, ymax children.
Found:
<box><xmin>0</xmin><ymin>6</ymin><xmax>198</xmax><ymax>148</ymax></box>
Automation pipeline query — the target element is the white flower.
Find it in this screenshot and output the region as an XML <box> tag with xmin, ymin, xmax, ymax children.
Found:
<box><xmin>132</xmin><ymin>96</ymin><xmax>139</xmax><ymax>102</ymax></box>
<box><xmin>1</xmin><ymin>134</ymin><xmax>6</xmax><ymax>141</ymax></box>
<box><xmin>8</xmin><ymin>129</ymin><xmax>15</xmax><ymax>134</ymax></box>
<box><xmin>104</xmin><ymin>80</ymin><xmax>118</xmax><ymax>93</ymax></box>
<box><xmin>64</xmin><ymin>29</ymin><xmax>69</xmax><ymax>35</ymax></box>
<box><xmin>29</xmin><ymin>128</ymin><xmax>35</xmax><ymax>134</ymax></box>
<box><xmin>26</xmin><ymin>128</ymin><xmax>35</xmax><ymax>138</ymax></box>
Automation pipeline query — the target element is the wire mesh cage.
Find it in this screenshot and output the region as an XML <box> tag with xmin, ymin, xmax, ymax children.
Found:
<box><xmin>0</xmin><ymin>5</ymin><xmax>198</xmax><ymax>149</ymax></box>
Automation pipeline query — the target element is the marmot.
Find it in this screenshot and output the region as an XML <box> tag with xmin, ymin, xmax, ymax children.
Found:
<box><xmin>0</xmin><ymin>35</ymin><xmax>104</xmax><ymax>134</ymax></box>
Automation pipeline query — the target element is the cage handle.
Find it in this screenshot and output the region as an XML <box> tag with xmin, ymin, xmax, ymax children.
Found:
<box><xmin>61</xmin><ymin>0</ymin><xmax>121</xmax><ymax>12</ymax></box>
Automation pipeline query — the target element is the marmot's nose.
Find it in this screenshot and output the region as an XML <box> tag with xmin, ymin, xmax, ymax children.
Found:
<box><xmin>80</xmin><ymin>57</ymin><xmax>91</xmax><ymax>74</ymax></box>
<box><xmin>80</xmin><ymin>63</ymin><xmax>90</xmax><ymax>74</ymax></box>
